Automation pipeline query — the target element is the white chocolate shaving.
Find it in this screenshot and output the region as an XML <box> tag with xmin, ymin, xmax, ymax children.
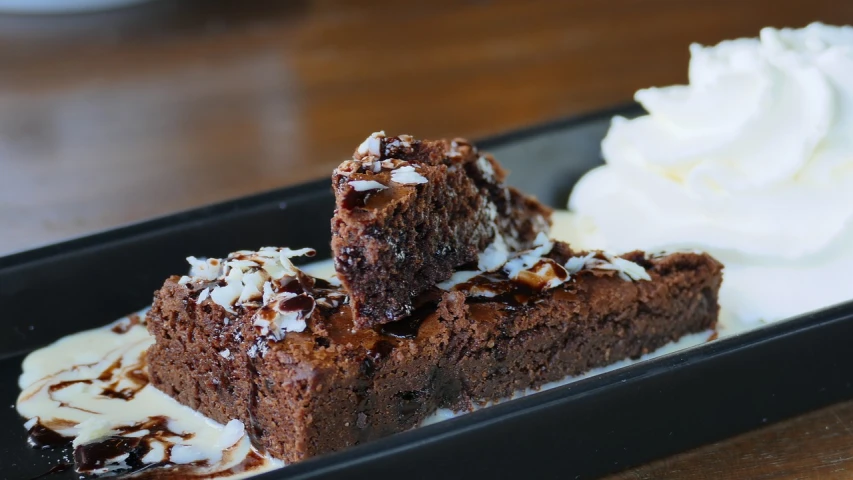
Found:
<box><xmin>356</xmin><ymin>131</ymin><xmax>385</xmax><ymax>158</ymax></box>
<box><xmin>390</xmin><ymin>165</ymin><xmax>428</xmax><ymax>185</ymax></box>
<box><xmin>349</xmin><ymin>180</ymin><xmax>388</xmax><ymax>192</ymax></box>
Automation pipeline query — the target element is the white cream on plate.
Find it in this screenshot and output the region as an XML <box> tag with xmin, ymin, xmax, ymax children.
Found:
<box><xmin>17</xmin><ymin>313</ymin><xmax>284</xmax><ymax>478</ymax></box>
<box><xmin>565</xmin><ymin>23</ymin><xmax>853</xmax><ymax>326</ymax></box>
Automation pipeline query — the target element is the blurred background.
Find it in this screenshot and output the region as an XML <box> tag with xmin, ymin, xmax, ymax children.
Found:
<box><xmin>2</xmin><ymin>0</ymin><xmax>852</xmax><ymax>256</ymax></box>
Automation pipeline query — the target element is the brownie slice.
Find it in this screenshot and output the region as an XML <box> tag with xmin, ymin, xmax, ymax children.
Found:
<box><xmin>146</xmin><ymin>243</ymin><xmax>722</xmax><ymax>464</ymax></box>
<box><xmin>331</xmin><ymin>132</ymin><xmax>552</xmax><ymax>328</ymax></box>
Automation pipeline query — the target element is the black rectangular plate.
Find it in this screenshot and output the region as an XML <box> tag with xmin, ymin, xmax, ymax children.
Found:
<box><xmin>2</xmin><ymin>105</ymin><xmax>852</xmax><ymax>480</ymax></box>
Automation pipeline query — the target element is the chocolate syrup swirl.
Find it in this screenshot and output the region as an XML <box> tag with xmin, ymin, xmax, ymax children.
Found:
<box><xmin>451</xmin><ymin>258</ymin><xmax>570</xmax><ymax>307</ymax></box>
<box><xmin>75</xmin><ymin>436</ymin><xmax>151</xmax><ymax>474</ymax></box>
<box><xmin>378</xmin><ymin>315</ymin><xmax>424</xmax><ymax>339</ymax></box>
<box><xmin>378</xmin><ymin>288</ymin><xmax>443</xmax><ymax>339</ymax></box>
<box><xmin>27</xmin><ymin>422</ymin><xmax>72</xmax><ymax>449</ymax></box>
<box><xmin>73</xmin><ymin>416</ymin><xmax>199</xmax><ymax>475</ymax></box>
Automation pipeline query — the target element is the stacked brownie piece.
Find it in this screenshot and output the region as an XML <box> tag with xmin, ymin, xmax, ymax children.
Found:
<box><xmin>331</xmin><ymin>132</ymin><xmax>551</xmax><ymax>327</ymax></box>
<box><xmin>146</xmin><ymin>133</ymin><xmax>723</xmax><ymax>463</ymax></box>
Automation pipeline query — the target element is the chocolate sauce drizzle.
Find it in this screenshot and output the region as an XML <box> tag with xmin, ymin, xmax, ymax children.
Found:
<box><xmin>451</xmin><ymin>256</ymin><xmax>571</xmax><ymax>308</ymax></box>
<box><xmin>110</xmin><ymin>313</ymin><xmax>142</xmax><ymax>334</ymax></box>
<box><xmin>46</xmin><ymin>380</ymin><xmax>99</xmax><ymax>413</ymax></box>
<box><xmin>96</xmin><ymin>353</ymin><xmax>150</xmax><ymax>401</ymax></box>
<box><xmin>73</xmin><ymin>416</ymin><xmax>196</xmax><ymax>476</ymax></box>
<box><xmin>27</xmin><ymin>422</ymin><xmax>72</xmax><ymax>449</ymax></box>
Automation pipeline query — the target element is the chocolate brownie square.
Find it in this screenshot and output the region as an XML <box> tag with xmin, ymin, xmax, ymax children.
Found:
<box><xmin>331</xmin><ymin>132</ymin><xmax>551</xmax><ymax>328</ymax></box>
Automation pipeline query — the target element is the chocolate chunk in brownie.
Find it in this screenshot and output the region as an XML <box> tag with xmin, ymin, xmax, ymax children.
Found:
<box><xmin>146</xmin><ymin>242</ymin><xmax>722</xmax><ymax>463</ymax></box>
<box><xmin>331</xmin><ymin>132</ymin><xmax>551</xmax><ymax>328</ymax></box>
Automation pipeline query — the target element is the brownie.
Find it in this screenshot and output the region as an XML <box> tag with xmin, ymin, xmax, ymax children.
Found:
<box><xmin>146</xmin><ymin>242</ymin><xmax>722</xmax><ymax>463</ymax></box>
<box><xmin>331</xmin><ymin>132</ymin><xmax>552</xmax><ymax>328</ymax></box>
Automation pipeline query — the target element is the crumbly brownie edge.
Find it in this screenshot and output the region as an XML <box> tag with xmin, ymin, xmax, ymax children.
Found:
<box><xmin>146</xmin><ymin>280</ymin><xmax>256</xmax><ymax>430</ymax></box>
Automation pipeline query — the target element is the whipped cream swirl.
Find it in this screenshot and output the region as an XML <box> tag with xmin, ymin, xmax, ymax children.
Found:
<box><xmin>567</xmin><ymin>23</ymin><xmax>853</xmax><ymax>324</ymax></box>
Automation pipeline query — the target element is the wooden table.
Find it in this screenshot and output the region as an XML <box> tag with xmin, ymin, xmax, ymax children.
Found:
<box><xmin>3</xmin><ymin>1</ymin><xmax>852</xmax><ymax>477</ymax></box>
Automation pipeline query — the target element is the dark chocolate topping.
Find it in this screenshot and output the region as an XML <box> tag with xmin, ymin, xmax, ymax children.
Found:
<box><xmin>27</xmin><ymin>422</ymin><xmax>72</xmax><ymax>449</ymax></box>
<box><xmin>74</xmin><ymin>416</ymin><xmax>197</xmax><ymax>475</ymax></box>
<box><xmin>75</xmin><ymin>436</ymin><xmax>151</xmax><ymax>474</ymax></box>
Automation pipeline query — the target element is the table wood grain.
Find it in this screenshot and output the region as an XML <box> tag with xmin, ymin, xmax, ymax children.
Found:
<box><xmin>3</xmin><ymin>1</ymin><xmax>853</xmax><ymax>478</ymax></box>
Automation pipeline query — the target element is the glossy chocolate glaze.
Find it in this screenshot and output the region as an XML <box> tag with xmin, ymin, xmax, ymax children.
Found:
<box><xmin>27</xmin><ymin>421</ymin><xmax>72</xmax><ymax>449</ymax></box>
<box><xmin>74</xmin><ymin>416</ymin><xmax>193</xmax><ymax>475</ymax></box>
<box><xmin>454</xmin><ymin>257</ymin><xmax>570</xmax><ymax>307</ymax></box>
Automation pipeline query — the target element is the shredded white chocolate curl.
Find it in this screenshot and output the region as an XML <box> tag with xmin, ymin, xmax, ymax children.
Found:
<box><xmin>391</xmin><ymin>165</ymin><xmax>428</xmax><ymax>185</ymax></box>
<box><xmin>210</xmin><ymin>282</ymin><xmax>242</xmax><ymax>314</ymax></box>
<box><xmin>257</xmin><ymin>291</ymin><xmax>315</xmax><ymax>340</ymax></box>
<box><xmin>502</xmin><ymin>232</ymin><xmax>554</xmax><ymax>279</ymax></box>
<box><xmin>447</xmin><ymin>231</ymin><xmax>654</xmax><ymax>295</ymax></box>
<box><xmin>357</xmin><ymin>131</ymin><xmax>385</xmax><ymax>158</ymax></box>
<box><xmin>348</xmin><ymin>180</ymin><xmax>388</xmax><ymax>192</ymax></box>
<box><xmin>186</xmin><ymin>257</ymin><xmax>223</xmax><ymax>281</ymax></box>
<box><xmin>596</xmin><ymin>255</ymin><xmax>652</xmax><ymax>282</ymax></box>
<box><xmin>196</xmin><ymin>288</ymin><xmax>210</xmax><ymax>303</ymax></box>
<box><xmin>478</xmin><ymin>234</ymin><xmax>509</xmax><ymax>273</ymax></box>
<box><xmin>477</xmin><ymin>156</ymin><xmax>496</xmax><ymax>182</ymax></box>
<box><xmin>564</xmin><ymin>252</ymin><xmax>596</xmax><ymax>274</ymax></box>
<box><xmin>180</xmin><ymin>246</ymin><xmax>318</xmax><ymax>339</ymax></box>
<box><xmin>565</xmin><ymin>252</ymin><xmax>651</xmax><ymax>282</ymax></box>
